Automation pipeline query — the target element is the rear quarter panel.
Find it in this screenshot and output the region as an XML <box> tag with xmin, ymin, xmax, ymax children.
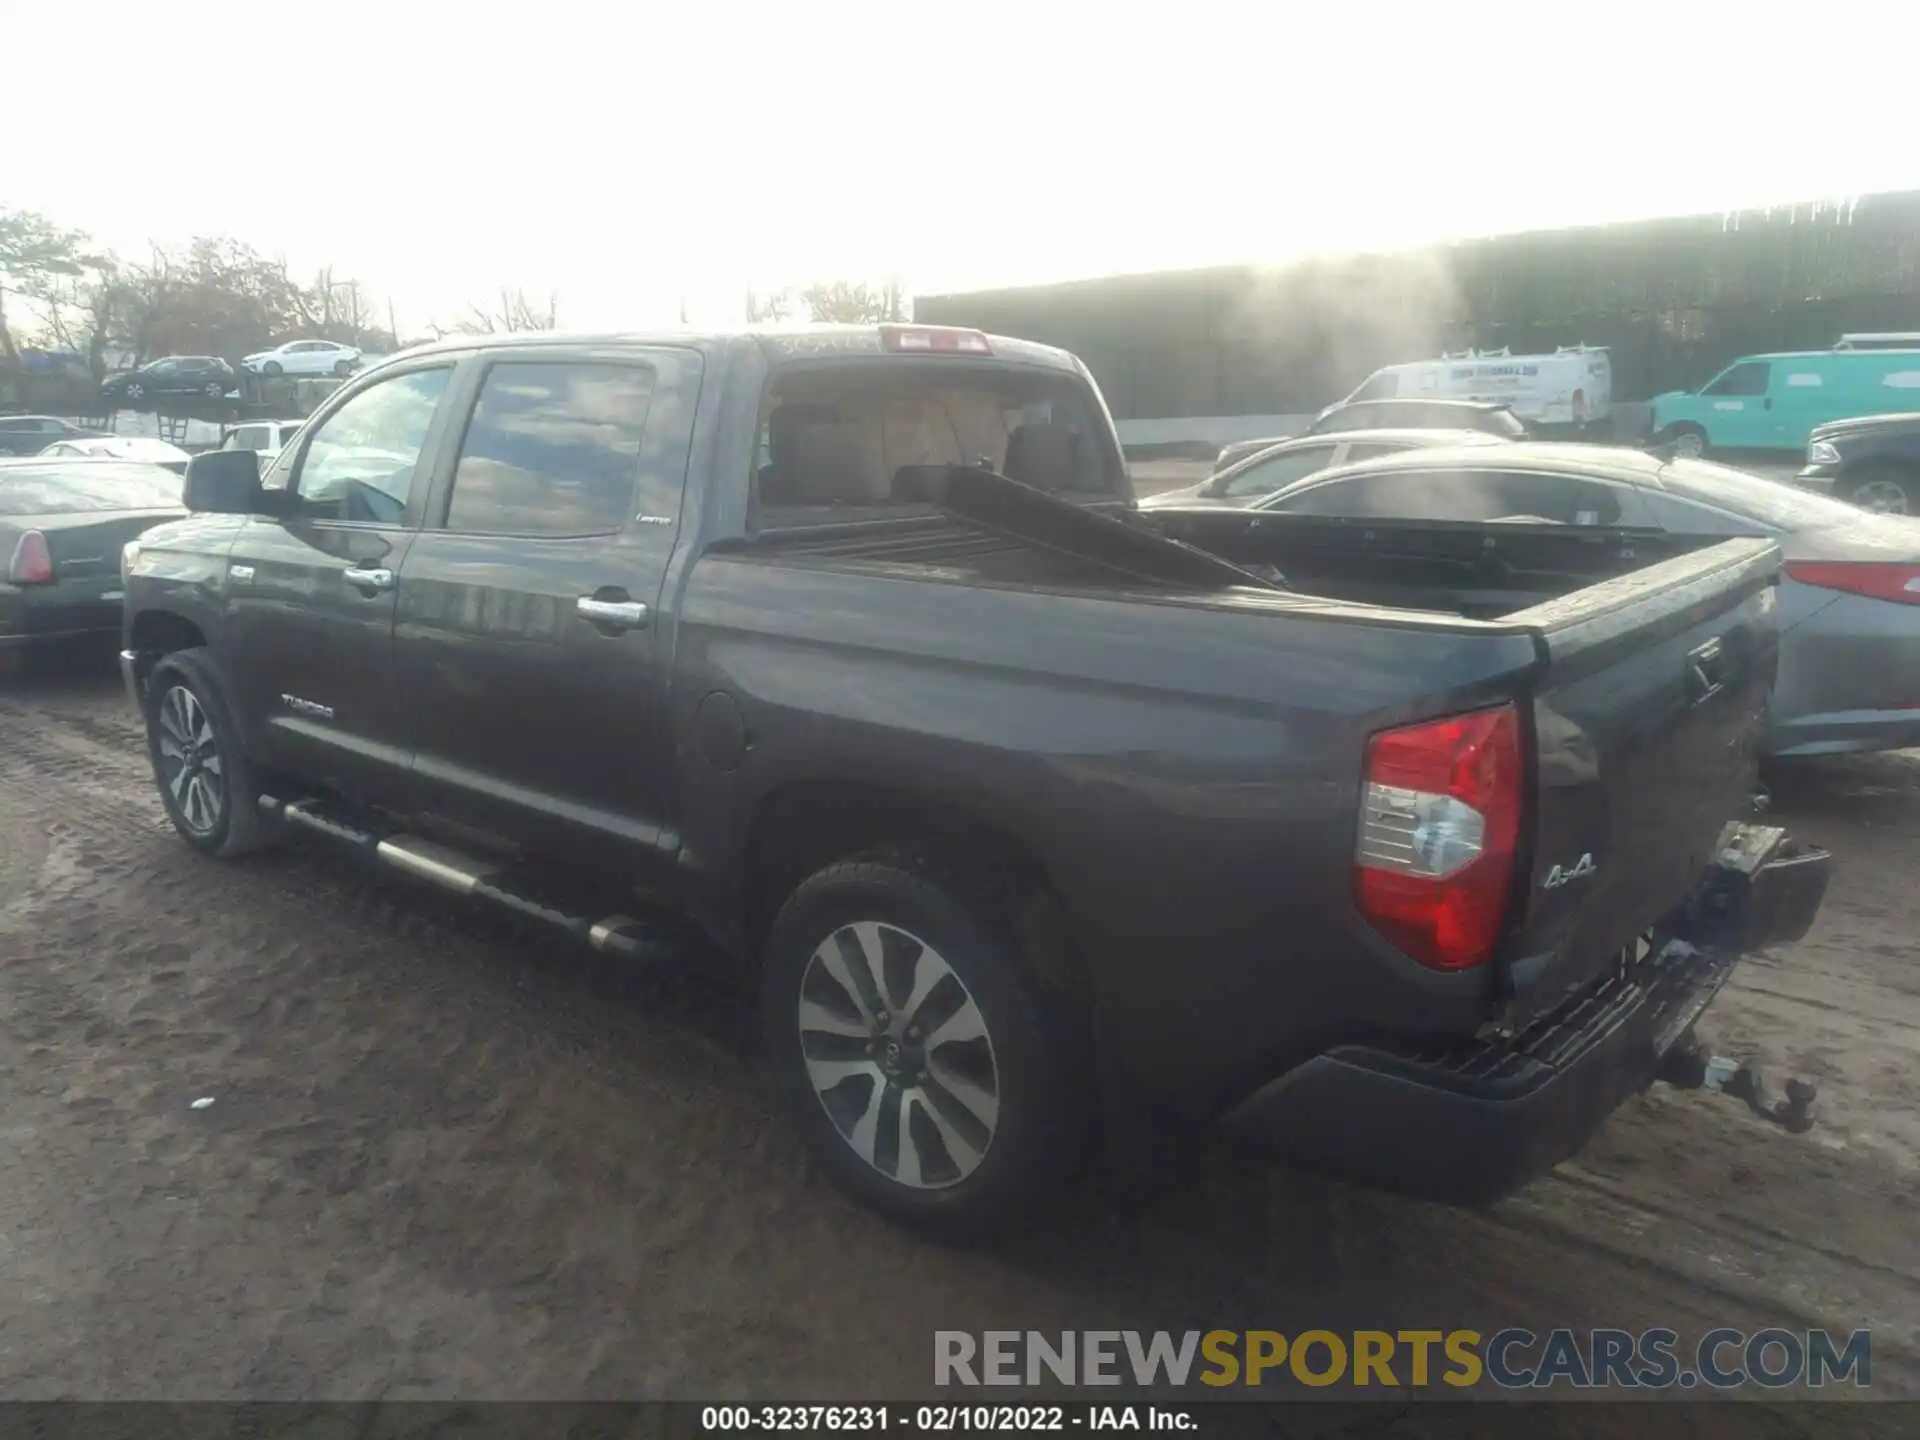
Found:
<box><xmin>669</xmin><ymin>554</ymin><xmax>1544</xmax><ymax>1112</ymax></box>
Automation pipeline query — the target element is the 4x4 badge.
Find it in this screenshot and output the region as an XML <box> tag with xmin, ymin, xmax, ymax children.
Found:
<box><xmin>1543</xmin><ymin>853</ymin><xmax>1597</xmax><ymax>889</ymax></box>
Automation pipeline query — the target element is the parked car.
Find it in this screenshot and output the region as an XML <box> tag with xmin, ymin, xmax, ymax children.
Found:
<box><xmin>1339</xmin><ymin>346</ymin><xmax>1612</xmax><ymax>435</ymax></box>
<box><xmin>40</xmin><ymin>436</ymin><xmax>193</xmax><ymax>474</ymax></box>
<box><xmin>1649</xmin><ymin>339</ymin><xmax>1920</xmax><ymax>461</ymax></box>
<box><xmin>217</xmin><ymin>419</ymin><xmax>305</xmax><ymax>466</ymax></box>
<box><xmin>0</xmin><ymin>415</ymin><xmax>110</xmax><ymax>457</ymax></box>
<box><xmin>1797</xmin><ymin>412</ymin><xmax>1920</xmax><ymax>514</ymax></box>
<box><xmin>120</xmin><ymin>324</ymin><xmax>1826</xmax><ymax>1236</ymax></box>
<box><xmin>1140</xmin><ymin>428</ymin><xmax>1508</xmax><ymax>509</ymax></box>
<box><xmin>100</xmin><ymin>357</ymin><xmax>238</xmax><ymax>407</ymax></box>
<box><xmin>242</xmin><ymin>340</ymin><xmax>361</xmax><ymax>378</ymax></box>
<box><xmin>1</xmin><ymin>458</ymin><xmax>184</xmax><ymax>678</ymax></box>
<box><xmin>1155</xmin><ymin>441</ymin><xmax>1920</xmax><ymax>758</ymax></box>
<box><xmin>1212</xmin><ymin>398</ymin><xmax>1530</xmax><ymax>473</ymax></box>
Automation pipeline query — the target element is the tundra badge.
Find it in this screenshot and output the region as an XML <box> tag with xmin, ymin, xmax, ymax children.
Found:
<box><xmin>1543</xmin><ymin>853</ymin><xmax>1597</xmax><ymax>889</ymax></box>
<box><xmin>281</xmin><ymin>694</ymin><xmax>335</xmax><ymax>721</ymax></box>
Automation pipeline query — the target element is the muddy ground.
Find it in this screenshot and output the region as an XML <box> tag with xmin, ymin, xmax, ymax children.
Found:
<box><xmin>1</xmin><ymin>646</ymin><xmax>1917</xmax><ymax>1417</ymax></box>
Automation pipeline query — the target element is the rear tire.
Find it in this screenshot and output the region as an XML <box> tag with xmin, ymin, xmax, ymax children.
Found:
<box><xmin>1839</xmin><ymin>463</ymin><xmax>1919</xmax><ymax>516</ymax></box>
<box><xmin>761</xmin><ymin>846</ymin><xmax>1087</xmax><ymax>1240</ymax></box>
<box><xmin>143</xmin><ymin>648</ymin><xmax>274</xmax><ymax>858</ymax></box>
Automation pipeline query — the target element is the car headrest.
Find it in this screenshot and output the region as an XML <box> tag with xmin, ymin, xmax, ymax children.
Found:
<box><xmin>1003</xmin><ymin>422</ymin><xmax>1079</xmax><ymax>491</ymax></box>
<box><xmin>789</xmin><ymin>422</ymin><xmax>882</xmax><ymax>504</ymax></box>
<box><xmin>767</xmin><ymin>403</ymin><xmax>840</xmax><ymax>464</ymax></box>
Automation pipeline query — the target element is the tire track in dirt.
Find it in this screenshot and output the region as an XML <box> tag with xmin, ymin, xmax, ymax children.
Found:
<box><xmin>1</xmin><ymin>675</ymin><xmax>1914</xmax><ymax>1403</ymax></box>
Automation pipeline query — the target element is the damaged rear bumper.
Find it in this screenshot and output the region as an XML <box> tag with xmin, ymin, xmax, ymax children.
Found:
<box><xmin>1217</xmin><ymin>823</ymin><xmax>1831</xmax><ymax>1204</ymax></box>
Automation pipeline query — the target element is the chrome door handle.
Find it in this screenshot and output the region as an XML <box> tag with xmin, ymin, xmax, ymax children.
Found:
<box><xmin>343</xmin><ymin>566</ymin><xmax>395</xmax><ymax>591</ymax></box>
<box><xmin>576</xmin><ymin>596</ymin><xmax>650</xmax><ymax>631</ymax></box>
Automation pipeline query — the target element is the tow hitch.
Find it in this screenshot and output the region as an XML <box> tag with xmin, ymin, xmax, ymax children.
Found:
<box><xmin>1649</xmin><ymin>822</ymin><xmax>1830</xmax><ymax>1134</ymax></box>
<box><xmin>1657</xmin><ymin>1032</ymin><xmax>1819</xmax><ymax>1134</ymax></box>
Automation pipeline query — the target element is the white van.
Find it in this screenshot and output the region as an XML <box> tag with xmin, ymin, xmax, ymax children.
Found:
<box><xmin>1343</xmin><ymin>347</ymin><xmax>1613</xmax><ymax>433</ymax></box>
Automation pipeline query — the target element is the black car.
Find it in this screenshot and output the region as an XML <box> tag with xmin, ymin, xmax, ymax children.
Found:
<box><xmin>100</xmin><ymin>356</ymin><xmax>238</xmax><ymax>407</ymax></box>
<box><xmin>119</xmin><ymin>325</ymin><xmax>1824</xmax><ymax>1236</ymax></box>
<box><xmin>0</xmin><ymin>415</ymin><xmax>110</xmax><ymax>457</ymax></box>
<box><xmin>1797</xmin><ymin>412</ymin><xmax>1920</xmax><ymax>515</ymax></box>
<box><xmin>0</xmin><ymin>458</ymin><xmax>185</xmax><ymax>677</ymax></box>
<box><xmin>1212</xmin><ymin>398</ymin><xmax>1529</xmax><ymax>472</ymax></box>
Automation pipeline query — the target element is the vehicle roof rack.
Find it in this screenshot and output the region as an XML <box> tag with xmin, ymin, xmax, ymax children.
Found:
<box><xmin>1835</xmin><ymin>332</ymin><xmax>1920</xmax><ymax>350</ymax></box>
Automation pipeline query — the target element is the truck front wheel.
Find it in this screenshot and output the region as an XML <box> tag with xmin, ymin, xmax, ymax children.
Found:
<box><xmin>143</xmin><ymin>648</ymin><xmax>274</xmax><ymax>858</ymax></box>
<box><xmin>1840</xmin><ymin>463</ymin><xmax>1919</xmax><ymax>516</ymax></box>
<box><xmin>1661</xmin><ymin>424</ymin><xmax>1708</xmax><ymax>460</ymax></box>
<box><xmin>761</xmin><ymin>848</ymin><xmax>1086</xmax><ymax>1239</ymax></box>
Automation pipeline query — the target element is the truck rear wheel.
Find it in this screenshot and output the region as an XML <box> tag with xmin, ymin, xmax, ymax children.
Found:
<box><xmin>761</xmin><ymin>847</ymin><xmax>1086</xmax><ymax>1239</ymax></box>
<box><xmin>143</xmin><ymin>648</ymin><xmax>274</xmax><ymax>858</ymax></box>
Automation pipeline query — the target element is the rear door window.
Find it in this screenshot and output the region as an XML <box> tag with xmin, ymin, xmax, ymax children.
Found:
<box><xmin>1216</xmin><ymin>443</ymin><xmax>1340</xmax><ymax>497</ymax></box>
<box><xmin>441</xmin><ymin>361</ymin><xmax>656</xmax><ymax>536</ymax></box>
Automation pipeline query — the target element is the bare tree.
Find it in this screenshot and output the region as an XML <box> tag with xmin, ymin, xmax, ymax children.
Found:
<box><xmin>801</xmin><ymin>279</ymin><xmax>896</xmax><ymax>324</ymax></box>
<box><xmin>445</xmin><ymin>287</ymin><xmax>559</xmax><ymax>336</ymax></box>
<box><xmin>18</xmin><ymin>258</ymin><xmax>125</xmax><ymax>381</ymax></box>
<box><xmin>116</xmin><ymin>246</ymin><xmax>180</xmax><ymax>365</ymax></box>
<box><xmin>745</xmin><ymin>286</ymin><xmax>794</xmax><ymax>322</ymax></box>
<box><xmin>0</xmin><ymin>208</ymin><xmax>95</xmax><ymax>367</ymax></box>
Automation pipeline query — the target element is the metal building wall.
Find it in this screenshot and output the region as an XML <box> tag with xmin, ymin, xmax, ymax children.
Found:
<box><xmin>915</xmin><ymin>192</ymin><xmax>1920</xmax><ymax>420</ymax></box>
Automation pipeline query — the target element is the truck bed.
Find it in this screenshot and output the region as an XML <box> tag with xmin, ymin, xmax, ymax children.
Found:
<box><xmin>721</xmin><ymin>481</ymin><xmax>1779</xmax><ymax>1091</ymax></box>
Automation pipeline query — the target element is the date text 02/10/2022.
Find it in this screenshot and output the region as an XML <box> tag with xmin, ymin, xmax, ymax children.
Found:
<box><xmin>700</xmin><ymin>1405</ymin><xmax>1195</xmax><ymax>1431</ymax></box>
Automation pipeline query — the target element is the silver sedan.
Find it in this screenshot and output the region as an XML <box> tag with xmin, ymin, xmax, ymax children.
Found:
<box><xmin>1233</xmin><ymin>443</ymin><xmax>1920</xmax><ymax>758</ymax></box>
<box><xmin>1138</xmin><ymin>428</ymin><xmax>1510</xmax><ymax>510</ymax></box>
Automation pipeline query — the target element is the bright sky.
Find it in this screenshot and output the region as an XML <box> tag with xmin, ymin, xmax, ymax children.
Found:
<box><xmin>7</xmin><ymin>2</ymin><xmax>1917</xmax><ymax>334</ymax></box>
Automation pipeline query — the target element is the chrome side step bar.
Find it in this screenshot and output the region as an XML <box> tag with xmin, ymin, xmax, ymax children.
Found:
<box><xmin>260</xmin><ymin>795</ymin><xmax>677</xmax><ymax>964</ymax></box>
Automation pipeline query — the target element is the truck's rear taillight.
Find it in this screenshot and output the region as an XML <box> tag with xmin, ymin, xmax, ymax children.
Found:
<box><xmin>1784</xmin><ymin>561</ymin><xmax>1920</xmax><ymax>605</ymax></box>
<box><xmin>1355</xmin><ymin>703</ymin><xmax>1522</xmax><ymax>971</ymax></box>
<box><xmin>7</xmin><ymin>530</ymin><xmax>54</xmax><ymax>585</ymax></box>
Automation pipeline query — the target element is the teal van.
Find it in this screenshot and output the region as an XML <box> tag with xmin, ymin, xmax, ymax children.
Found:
<box><xmin>1649</xmin><ymin>335</ymin><xmax>1920</xmax><ymax>458</ymax></box>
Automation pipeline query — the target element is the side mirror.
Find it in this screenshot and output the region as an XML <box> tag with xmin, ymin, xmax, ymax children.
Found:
<box><xmin>183</xmin><ymin>448</ymin><xmax>264</xmax><ymax>514</ymax></box>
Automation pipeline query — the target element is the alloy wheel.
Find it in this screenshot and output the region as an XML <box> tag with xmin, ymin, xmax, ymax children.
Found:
<box><xmin>155</xmin><ymin>685</ymin><xmax>225</xmax><ymax>836</ymax></box>
<box><xmin>1852</xmin><ymin>478</ymin><xmax>1910</xmax><ymax>515</ymax></box>
<box><xmin>1671</xmin><ymin>431</ymin><xmax>1706</xmax><ymax>459</ymax></box>
<box><xmin>797</xmin><ymin>920</ymin><xmax>1000</xmax><ymax>1190</ymax></box>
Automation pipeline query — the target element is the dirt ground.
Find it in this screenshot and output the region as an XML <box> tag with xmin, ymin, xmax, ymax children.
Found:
<box><xmin>1</xmin><ymin>652</ymin><xmax>1917</xmax><ymax>1412</ymax></box>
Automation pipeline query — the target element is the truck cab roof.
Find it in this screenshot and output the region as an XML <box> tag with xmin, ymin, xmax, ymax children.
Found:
<box><xmin>384</xmin><ymin>324</ymin><xmax>1085</xmax><ymax>374</ymax></box>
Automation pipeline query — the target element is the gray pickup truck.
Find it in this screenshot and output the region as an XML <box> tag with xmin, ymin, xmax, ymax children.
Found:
<box><xmin>118</xmin><ymin>324</ymin><xmax>1829</xmax><ymax>1236</ymax></box>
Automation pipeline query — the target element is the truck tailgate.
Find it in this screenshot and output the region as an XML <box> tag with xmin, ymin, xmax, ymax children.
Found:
<box><xmin>1503</xmin><ymin>537</ymin><xmax>1779</xmax><ymax>1015</ymax></box>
